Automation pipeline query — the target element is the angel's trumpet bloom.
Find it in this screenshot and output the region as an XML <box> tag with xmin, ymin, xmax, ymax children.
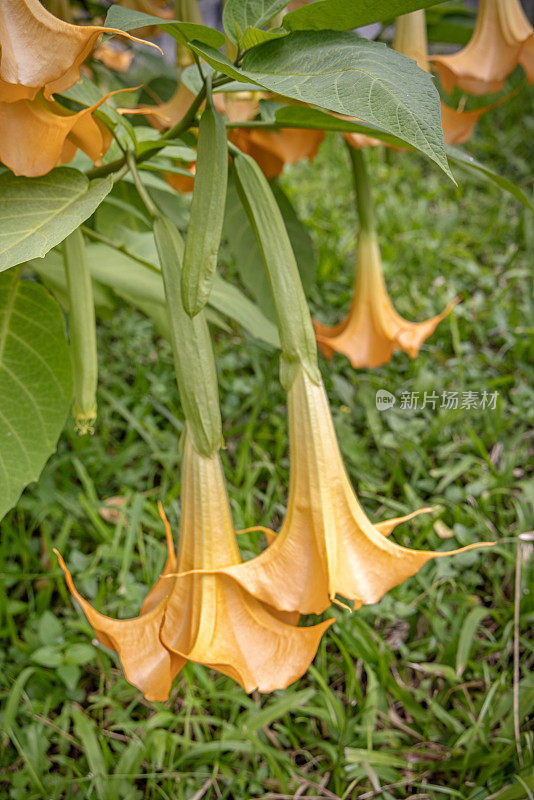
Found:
<box><xmin>432</xmin><ymin>0</ymin><xmax>534</xmax><ymax>95</ymax></box>
<box><xmin>54</xmin><ymin>505</ymin><xmax>184</xmax><ymax>702</ymax></box>
<box><xmin>160</xmin><ymin>435</ymin><xmax>332</xmax><ymax>693</ymax></box>
<box><xmin>56</xmin><ymin>437</ymin><xmax>331</xmax><ymax>698</ymax></box>
<box><xmin>313</xmin><ymin>228</ymin><xmax>459</xmax><ymax>368</ymax></box>
<box><xmin>221</xmin><ymin>366</ymin><xmax>493</xmax><ymax>615</ymax></box>
<box><xmin>0</xmin><ymin>89</ymin><xmax>119</xmax><ymax>177</ymax></box>
<box><xmin>0</xmin><ymin>0</ymin><xmax>154</xmax><ymax>103</ymax></box>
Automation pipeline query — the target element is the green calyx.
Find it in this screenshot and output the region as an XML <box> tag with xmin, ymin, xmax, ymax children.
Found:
<box><xmin>154</xmin><ymin>216</ymin><xmax>223</xmax><ymax>457</ymax></box>
<box><xmin>232</xmin><ymin>152</ymin><xmax>320</xmax><ymax>391</ymax></box>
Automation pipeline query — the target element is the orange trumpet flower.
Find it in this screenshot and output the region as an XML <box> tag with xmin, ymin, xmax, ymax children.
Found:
<box><xmin>0</xmin><ymin>90</ymin><xmax>120</xmax><ymax>176</ymax></box>
<box><xmin>313</xmin><ymin>228</ymin><xmax>459</xmax><ymax>368</ymax></box>
<box><xmin>56</xmin><ymin>434</ymin><xmax>332</xmax><ymax>699</ymax></box>
<box><xmin>160</xmin><ymin>435</ymin><xmax>333</xmax><ymax>693</ymax></box>
<box><xmin>433</xmin><ymin>0</ymin><xmax>534</xmax><ymax>96</ymax></box>
<box><xmin>0</xmin><ymin>86</ymin><xmax>131</xmax><ymax>177</ymax></box>
<box><xmin>0</xmin><ymin>0</ymin><xmax>155</xmax><ymax>103</ymax></box>
<box><xmin>220</xmin><ymin>366</ymin><xmax>493</xmax><ymax>615</ymax></box>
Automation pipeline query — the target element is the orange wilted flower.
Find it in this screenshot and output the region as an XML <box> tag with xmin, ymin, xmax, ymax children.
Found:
<box><xmin>0</xmin><ymin>0</ymin><xmax>155</xmax><ymax>103</ymax></box>
<box><xmin>313</xmin><ymin>229</ymin><xmax>459</xmax><ymax>369</ymax></box>
<box><xmin>54</xmin><ymin>504</ymin><xmax>184</xmax><ymax>702</ymax></box>
<box><xmin>56</xmin><ymin>434</ymin><xmax>331</xmax><ymax>698</ymax></box>
<box><xmin>0</xmin><ymin>89</ymin><xmax>122</xmax><ymax>177</ymax></box>
<box><xmin>432</xmin><ymin>0</ymin><xmax>534</xmax><ymax>96</ymax></box>
<box><xmin>220</xmin><ymin>366</ymin><xmax>493</xmax><ymax>615</ymax></box>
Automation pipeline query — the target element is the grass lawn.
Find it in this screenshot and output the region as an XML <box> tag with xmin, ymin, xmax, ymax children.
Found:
<box><xmin>0</xmin><ymin>89</ymin><xmax>533</xmax><ymax>799</ymax></box>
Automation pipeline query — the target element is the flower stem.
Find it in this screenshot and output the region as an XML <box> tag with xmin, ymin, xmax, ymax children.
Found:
<box><xmin>346</xmin><ymin>145</ymin><xmax>376</xmax><ymax>234</ymax></box>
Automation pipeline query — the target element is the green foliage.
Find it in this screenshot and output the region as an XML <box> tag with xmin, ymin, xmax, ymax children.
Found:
<box><xmin>0</xmin><ymin>271</ymin><xmax>72</xmax><ymax>520</ymax></box>
<box><xmin>283</xmin><ymin>0</ymin><xmax>448</xmax><ymax>31</ymax></box>
<box><xmin>242</xmin><ymin>31</ymin><xmax>449</xmax><ymax>175</ymax></box>
<box><xmin>0</xmin><ymin>169</ymin><xmax>113</xmax><ymax>272</ymax></box>
<box><xmin>194</xmin><ymin>31</ymin><xmax>451</xmax><ymax>176</ymax></box>
<box><xmin>1</xmin><ymin>92</ymin><xmax>531</xmax><ymax>799</ymax></box>
<box><xmin>104</xmin><ymin>5</ymin><xmax>225</xmax><ymax>49</ymax></box>
<box><xmin>223</xmin><ymin>0</ymin><xmax>288</xmax><ymax>46</ymax></box>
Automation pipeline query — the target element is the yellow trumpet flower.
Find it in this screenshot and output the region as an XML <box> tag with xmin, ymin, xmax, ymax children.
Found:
<box><xmin>313</xmin><ymin>229</ymin><xmax>459</xmax><ymax>369</ymax></box>
<box><xmin>0</xmin><ymin>0</ymin><xmax>155</xmax><ymax>103</ymax></box>
<box><xmin>56</xmin><ymin>434</ymin><xmax>332</xmax><ymax>699</ymax></box>
<box><xmin>433</xmin><ymin>0</ymin><xmax>534</xmax><ymax>96</ymax></box>
<box><xmin>219</xmin><ymin>366</ymin><xmax>493</xmax><ymax>615</ymax></box>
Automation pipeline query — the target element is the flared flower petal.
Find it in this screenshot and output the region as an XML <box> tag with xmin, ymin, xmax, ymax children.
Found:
<box><xmin>0</xmin><ymin>0</ymin><xmax>155</xmax><ymax>102</ymax></box>
<box><xmin>221</xmin><ymin>367</ymin><xmax>493</xmax><ymax>615</ymax></box>
<box><xmin>313</xmin><ymin>230</ymin><xmax>458</xmax><ymax>369</ymax></box>
<box><xmin>54</xmin><ymin>507</ymin><xmax>184</xmax><ymax>703</ymax></box>
<box><xmin>160</xmin><ymin>436</ymin><xmax>332</xmax><ymax>693</ymax></box>
<box><xmin>432</xmin><ymin>0</ymin><xmax>534</xmax><ymax>95</ymax></box>
<box><xmin>0</xmin><ymin>89</ymin><xmax>120</xmax><ymax>176</ymax></box>
<box><xmin>230</xmin><ymin>126</ymin><xmax>325</xmax><ymax>179</ymax></box>
<box><xmin>119</xmin><ymin>82</ymin><xmax>196</xmax><ymax>131</ymax></box>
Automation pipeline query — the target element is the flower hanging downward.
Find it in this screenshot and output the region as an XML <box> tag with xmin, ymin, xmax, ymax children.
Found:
<box><xmin>229</xmin><ymin>151</ymin><xmax>493</xmax><ymax>616</ymax></box>
<box><xmin>313</xmin><ymin>148</ymin><xmax>458</xmax><ymax>369</ymax></box>
<box><xmin>160</xmin><ymin>434</ymin><xmax>332</xmax><ymax>693</ymax></box>
<box><xmin>314</xmin><ymin>227</ymin><xmax>459</xmax><ymax>369</ymax></box>
<box><xmin>0</xmin><ymin>0</ymin><xmax>155</xmax><ymax>102</ymax></box>
<box><xmin>222</xmin><ymin>366</ymin><xmax>493</xmax><ymax>615</ymax></box>
<box><xmin>54</xmin><ymin>504</ymin><xmax>184</xmax><ymax>702</ymax></box>
<box><xmin>432</xmin><ymin>0</ymin><xmax>534</xmax><ymax>95</ymax></box>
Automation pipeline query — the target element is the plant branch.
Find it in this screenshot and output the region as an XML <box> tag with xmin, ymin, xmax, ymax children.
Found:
<box><xmin>126</xmin><ymin>150</ymin><xmax>159</xmax><ymax>218</ymax></box>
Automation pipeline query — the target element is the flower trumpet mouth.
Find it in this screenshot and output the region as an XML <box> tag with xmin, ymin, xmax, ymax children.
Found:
<box><xmin>218</xmin><ymin>366</ymin><xmax>494</xmax><ymax>615</ymax></box>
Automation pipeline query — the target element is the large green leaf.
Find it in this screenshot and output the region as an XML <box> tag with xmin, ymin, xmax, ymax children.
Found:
<box><xmin>0</xmin><ymin>271</ymin><xmax>72</xmax><ymax>521</ymax></box>
<box><xmin>283</xmin><ymin>0</ymin><xmax>447</xmax><ymax>31</ymax></box>
<box><xmin>223</xmin><ymin>0</ymin><xmax>288</xmax><ymax>45</ymax></box>
<box><xmin>104</xmin><ymin>4</ymin><xmax>225</xmax><ymax>49</ymax></box>
<box><xmin>193</xmin><ymin>31</ymin><xmax>450</xmax><ymax>176</ymax></box>
<box><xmin>0</xmin><ymin>168</ymin><xmax>113</xmax><ymax>272</ymax></box>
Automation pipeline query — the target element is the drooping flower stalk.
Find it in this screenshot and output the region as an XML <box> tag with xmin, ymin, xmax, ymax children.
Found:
<box><xmin>432</xmin><ymin>0</ymin><xmax>534</xmax><ymax>96</ymax></box>
<box><xmin>314</xmin><ymin>147</ymin><xmax>458</xmax><ymax>369</ymax></box>
<box><xmin>221</xmin><ymin>151</ymin><xmax>493</xmax><ymax>614</ymax></box>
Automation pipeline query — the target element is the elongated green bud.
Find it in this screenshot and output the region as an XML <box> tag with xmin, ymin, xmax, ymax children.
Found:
<box><xmin>154</xmin><ymin>216</ymin><xmax>223</xmax><ymax>456</ymax></box>
<box><xmin>232</xmin><ymin>153</ymin><xmax>320</xmax><ymax>389</ymax></box>
<box><xmin>181</xmin><ymin>98</ymin><xmax>228</xmax><ymax>317</ymax></box>
<box><xmin>63</xmin><ymin>228</ymin><xmax>97</xmax><ymax>435</ymax></box>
